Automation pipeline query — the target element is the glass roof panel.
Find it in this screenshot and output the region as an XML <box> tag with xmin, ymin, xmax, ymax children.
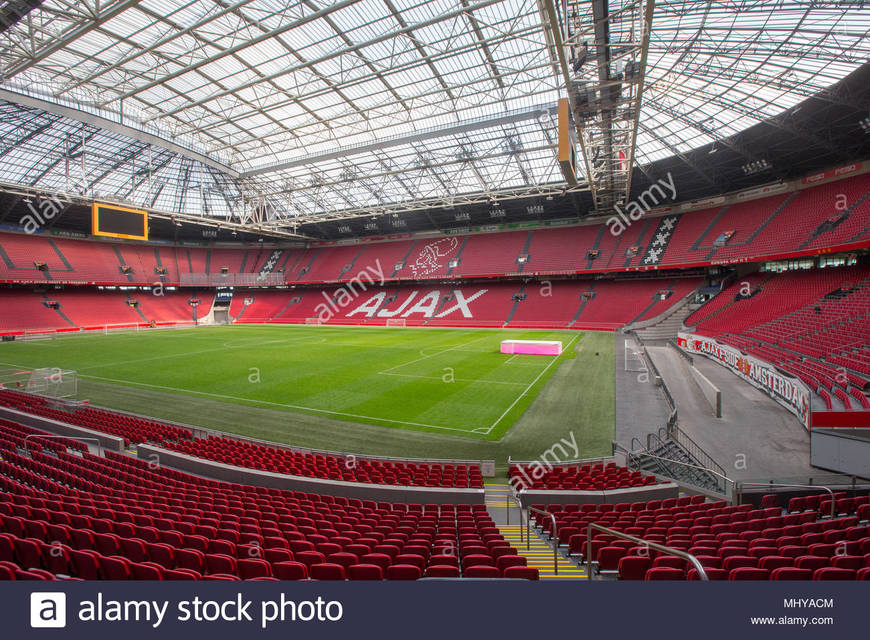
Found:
<box><xmin>0</xmin><ymin>0</ymin><xmax>865</xmax><ymax>221</ymax></box>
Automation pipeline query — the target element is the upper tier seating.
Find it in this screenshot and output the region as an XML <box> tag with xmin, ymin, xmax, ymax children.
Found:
<box><xmin>0</xmin><ymin>423</ymin><xmax>533</xmax><ymax>580</ymax></box>
<box><xmin>0</xmin><ymin>390</ymin><xmax>481</xmax><ymax>489</ymax></box>
<box><xmin>532</xmin><ymin>494</ymin><xmax>870</xmax><ymax>581</ymax></box>
<box><xmin>3</xmin><ymin>172</ymin><xmax>869</xmax><ymax>286</ymax></box>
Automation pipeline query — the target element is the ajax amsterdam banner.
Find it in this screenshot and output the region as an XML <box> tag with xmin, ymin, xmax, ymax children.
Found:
<box><xmin>677</xmin><ymin>333</ymin><xmax>811</xmax><ymax>428</ymax></box>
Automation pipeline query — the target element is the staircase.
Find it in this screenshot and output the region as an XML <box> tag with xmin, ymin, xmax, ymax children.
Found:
<box><xmin>627</xmin><ymin>295</ymin><xmax>698</xmax><ymax>341</ymax></box>
<box><xmin>631</xmin><ymin>431</ymin><xmax>727</xmax><ymax>495</ymax></box>
<box><xmin>485</xmin><ymin>483</ymin><xmax>586</xmax><ymax>579</ymax></box>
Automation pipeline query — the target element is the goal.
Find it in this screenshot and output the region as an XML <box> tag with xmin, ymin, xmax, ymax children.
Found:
<box><xmin>385</xmin><ymin>318</ymin><xmax>406</xmax><ymax>327</ymax></box>
<box><xmin>26</xmin><ymin>368</ymin><xmax>78</xmax><ymax>399</ymax></box>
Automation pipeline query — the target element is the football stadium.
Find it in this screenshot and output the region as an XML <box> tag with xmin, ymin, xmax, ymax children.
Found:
<box><xmin>0</xmin><ymin>0</ymin><xmax>869</xmax><ymax>635</ymax></box>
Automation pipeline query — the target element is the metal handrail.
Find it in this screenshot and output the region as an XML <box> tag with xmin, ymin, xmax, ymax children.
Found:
<box><xmin>629</xmin><ymin>450</ymin><xmax>733</xmax><ymax>485</ymax></box>
<box><xmin>736</xmin><ymin>482</ymin><xmax>836</xmax><ymax>519</ymax></box>
<box><xmin>586</xmin><ymin>523</ymin><xmax>709</xmax><ymax>581</ymax></box>
<box><xmin>23</xmin><ymin>434</ymin><xmax>102</xmax><ymax>457</ymax></box>
<box><xmin>627</xmin><ymin>449</ymin><xmax>676</xmax><ymax>489</ymax></box>
<box><xmin>647</xmin><ymin>430</ymin><xmax>666</xmax><ymax>452</ymax></box>
<box><xmin>629</xmin><ymin>437</ymin><xmax>674</xmax><ymax>483</ymax></box>
<box><xmin>527</xmin><ymin>506</ymin><xmax>559</xmax><ymax>576</ymax></box>
<box><xmin>628</xmin><ymin>450</ymin><xmax>733</xmax><ymax>495</ymax></box>
<box><xmin>665</xmin><ymin>423</ymin><xmax>727</xmax><ymax>478</ymax></box>
<box><xmin>508</xmin><ymin>455</ymin><xmax>613</xmax><ymax>467</ymax></box>
<box><xmin>507</xmin><ymin>492</ymin><xmax>524</xmax><ymax>545</ymax></box>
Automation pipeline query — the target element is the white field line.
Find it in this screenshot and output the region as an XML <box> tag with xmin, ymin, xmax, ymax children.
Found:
<box><xmin>378</xmin><ymin>334</ymin><xmax>491</xmax><ymax>374</ymax></box>
<box><xmin>70</xmin><ymin>335</ymin><xmax>326</xmax><ymax>372</ymax></box>
<box><xmin>0</xmin><ymin>355</ymin><xmax>483</xmax><ymax>434</ymax></box>
<box><xmin>77</xmin><ymin>374</ymin><xmax>480</xmax><ymax>435</ymax></box>
<box><xmin>485</xmin><ymin>334</ymin><xmax>580</xmax><ymax>434</ymax></box>
<box><xmin>1</xmin><ymin>329</ymin><xmax>572</xmax><ymax>436</ymax></box>
<box><xmin>505</xmin><ymin>354</ymin><xmax>519</xmax><ymax>364</ymax></box>
<box><xmin>377</xmin><ymin>371</ymin><xmax>527</xmax><ymax>386</ymax></box>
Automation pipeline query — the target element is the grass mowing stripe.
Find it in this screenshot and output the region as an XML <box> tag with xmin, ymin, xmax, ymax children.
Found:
<box><xmin>0</xmin><ymin>327</ymin><xmax>616</xmax><ymax>458</ymax></box>
<box><xmin>79</xmin><ymin>373</ymin><xmax>481</xmax><ymax>435</ymax></box>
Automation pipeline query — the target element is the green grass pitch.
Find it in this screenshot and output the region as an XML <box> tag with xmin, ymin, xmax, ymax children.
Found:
<box><xmin>0</xmin><ymin>325</ymin><xmax>615</xmax><ymax>462</ymax></box>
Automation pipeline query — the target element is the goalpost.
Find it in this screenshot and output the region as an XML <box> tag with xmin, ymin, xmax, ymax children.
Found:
<box><xmin>385</xmin><ymin>318</ymin><xmax>406</xmax><ymax>327</ymax></box>
<box><xmin>28</xmin><ymin>368</ymin><xmax>78</xmax><ymax>398</ymax></box>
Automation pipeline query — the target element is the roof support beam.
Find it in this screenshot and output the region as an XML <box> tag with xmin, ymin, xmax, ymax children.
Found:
<box><xmin>2</xmin><ymin>0</ymin><xmax>143</xmax><ymax>79</ymax></box>
<box><xmin>0</xmin><ymin>89</ymin><xmax>240</xmax><ymax>177</ymax></box>
<box><xmin>244</xmin><ymin>104</ymin><xmax>554</xmax><ymax>177</ymax></box>
<box><xmin>146</xmin><ymin>0</ymin><xmax>504</xmax><ymax>121</ymax></box>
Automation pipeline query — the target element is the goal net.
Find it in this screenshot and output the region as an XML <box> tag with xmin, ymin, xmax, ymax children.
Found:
<box><xmin>385</xmin><ymin>318</ymin><xmax>406</xmax><ymax>327</ymax></box>
<box><xmin>26</xmin><ymin>368</ymin><xmax>78</xmax><ymax>399</ymax></box>
<box><xmin>623</xmin><ymin>340</ymin><xmax>647</xmax><ymax>372</ymax></box>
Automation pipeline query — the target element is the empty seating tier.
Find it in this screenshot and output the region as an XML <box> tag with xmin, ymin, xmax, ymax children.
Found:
<box><xmin>2</xmin><ymin>172</ymin><xmax>869</xmax><ymax>287</ymax></box>
<box><xmin>0</xmin><ymin>390</ymin><xmax>481</xmax><ymax>489</ymax></box>
<box><xmin>509</xmin><ymin>462</ymin><xmax>660</xmax><ymax>491</ymax></box>
<box><xmin>688</xmin><ymin>266</ymin><xmax>870</xmax><ymax>407</ymax></box>
<box><xmin>533</xmin><ymin>494</ymin><xmax>870</xmax><ymax>581</ymax></box>
<box><xmin>0</xmin><ymin>422</ymin><xmax>532</xmax><ymax>581</ymax></box>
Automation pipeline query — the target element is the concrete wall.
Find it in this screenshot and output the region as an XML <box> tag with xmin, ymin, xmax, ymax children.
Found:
<box><xmin>810</xmin><ymin>428</ymin><xmax>870</xmax><ymax>479</ymax></box>
<box><xmin>516</xmin><ymin>482</ymin><xmax>679</xmax><ymax>508</ymax></box>
<box><xmin>139</xmin><ymin>444</ymin><xmax>486</xmax><ymax>505</ymax></box>
<box><xmin>0</xmin><ymin>406</ymin><xmax>125</xmax><ymax>452</ymax></box>
<box><xmin>687</xmin><ymin>364</ymin><xmax>722</xmax><ymax>418</ymax></box>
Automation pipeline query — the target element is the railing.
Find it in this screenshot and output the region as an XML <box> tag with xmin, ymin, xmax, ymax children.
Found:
<box><xmin>527</xmin><ymin>506</ymin><xmax>559</xmax><ymax>576</ymax></box>
<box><xmin>631</xmin><ymin>435</ymin><xmax>675</xmax><ymax>482</ymax></box>
<box><xmin>508</xmin><ymin>454</ymin><xmax>614</xmax><ymax>468</ymax></box>
<box><xmin>585</xmin><ymin>523</ymin><xmax>708</xmax><ymax>580</ymax></box>
<box><xmin>735</xmin><ymin>482</ymin><xmax>836</xmax><ymax>518</ymax></box>
<box><xmin>507</xmin><ymin>491</ymin><xmax>523</xmax><ymax>543</ymax></box>
<box><xmin>661</xmin><ymin>423</ymin><xmax>727</xmax><ymax>479</ymax></box>
<box><xmin>646</xmin><ymin>430</ymin><xmax>666</xmax><ymax>452</ymax></box>
<box><xmin>23</xmin><ymin>434</ymin><xmax>103</xmax><ymax>457</ymax></box>
<box><xmin>669</xmin><ymin>339</ymin><xmax>694</xmax><ymax>365</ymax></box>
<box><xmin>628</xmin><ymin>449</ymin><xmax>734</xmax><ymax>496</ymax></box>
<box><xmin>633</xmin><ymin>334</ymin><xmax>679</xmax><ymax>425</ymax></box>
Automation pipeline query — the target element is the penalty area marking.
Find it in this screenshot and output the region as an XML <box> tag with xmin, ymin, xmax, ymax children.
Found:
<box><xmin>484</xmin><ymin>334</ymin><xmax>579</xmax><ymax>434</ymax></box>
<box><xmin>381</xmin><ymin>335</ymin><xmax>491</xmax><ymax>374</ymax></box>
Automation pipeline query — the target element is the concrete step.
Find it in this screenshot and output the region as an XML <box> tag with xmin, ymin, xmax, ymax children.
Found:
<box><xmin>485</xmin><ymin>483</ymin><xmax>587</xmax><ymax>579</ymax></box>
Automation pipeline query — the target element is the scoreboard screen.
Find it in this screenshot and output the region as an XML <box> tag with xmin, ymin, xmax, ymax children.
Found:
<box><xmin>92</xmin><ymin>203</ymin><xmax>148</xmax><ymax>241</ymax></box>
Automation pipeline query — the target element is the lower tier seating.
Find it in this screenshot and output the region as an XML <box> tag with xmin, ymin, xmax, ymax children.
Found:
<box><xmin>0</xmin><ymin>289</ymin><xmax>212</xmax><ymax>335</ymax></box>
<box><xmin>0</xmin><ymin>424</ymin><xmax>534</xmax><ymax>580</ymax></box>
<box><xmin>532</xmin><ymin>495</ymin><xmax>870</xmax><ymax>581</ymax></box>
<box><xmin>164</xmin><ymin>435</ymin><xmax>483</xmax><ymax>489</ymax></box>
<box><xmin>509</xmin><ymin>461</ymin><xmax>660</xmax><ymax>491</ymax></box>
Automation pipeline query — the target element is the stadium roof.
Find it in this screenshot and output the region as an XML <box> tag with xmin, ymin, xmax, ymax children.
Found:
<box><xmin>0</xmin><ymin>0</ymin><xmax>868</xmax><ymax>233</ymax></box>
